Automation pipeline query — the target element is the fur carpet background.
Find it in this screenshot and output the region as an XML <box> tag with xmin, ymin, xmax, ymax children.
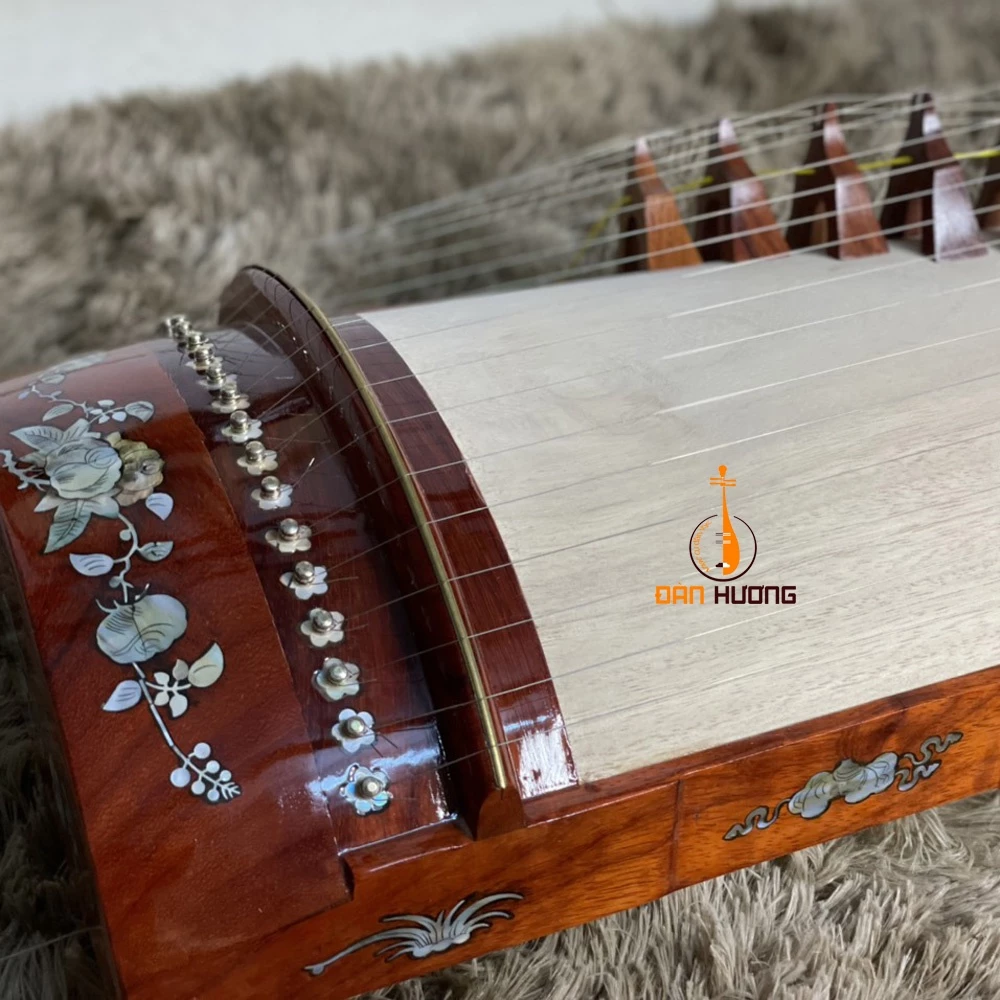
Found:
<box><xmin>4</xmin><ymin>1</ymin><xmax>1000</xmax><ymax>997</ymax></box>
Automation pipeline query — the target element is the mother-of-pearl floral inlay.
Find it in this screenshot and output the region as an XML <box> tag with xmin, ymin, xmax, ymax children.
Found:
<box><xmin>724</xmin><ymin>732</ymin><xmax>962</xmax><ymax>840</ymax></box>
<box><xmin>1</xmin><ymin>355</ymin><xmax>240</xmax><ymax>804</ymax></box>
<box><xmin>303</xmin><ymin>891</ymin><xmax>523</xmax><ymax>977</ymax></box>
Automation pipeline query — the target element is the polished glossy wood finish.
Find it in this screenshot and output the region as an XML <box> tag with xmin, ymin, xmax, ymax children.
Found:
<box><xmin>619</xmin><ymin>138</ymin><xmax>702</xmax><ymax>271</ymax></box>
<box><xmin>786</xmin><ymin>103</ymin><xmax>888</xmax><ymax>259</ymax></box>
<box><xmin>881</xmin><ymin>92</ymin><xmax>986</xmax><ymax>260</ymax></box>
<box><xmin>203</xmin><ymin>280</ymin><xmax>450</xmax><ymax>851</ymax></box>
<box><xmin>212</xmin><ymin>272</ymin><xmax>483</xmax><ymax>838</ymax></box>
<box><xmin>216</xmin><ymin>272</ymin><xmax>576</xmax><ymax>835</ymax></box>
<box><xmin>336</xmin><ymin>313</ymin><xmax>578</xmax><ymax>809</ymax></box>
<box><xmin>0</xmin><ymin>348</ymin><xmax>348</xmax><ymax>998</ymax></box>
<box><xmin>695</xmin><ymin>118</ymin><xmax>790</xmax><ymax>261</ymax></box>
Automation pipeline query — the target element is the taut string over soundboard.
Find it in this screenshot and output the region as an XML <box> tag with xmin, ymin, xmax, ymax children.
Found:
<box><xmin>204</xmin><ymin>268</ymin><xmax>1000</xmax><ymax>757</ymax></box>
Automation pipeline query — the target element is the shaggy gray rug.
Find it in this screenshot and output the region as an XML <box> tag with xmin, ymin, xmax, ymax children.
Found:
<box><xmin>4</xmin><ymin>1</ymin><xmax>1000</xmax><ymax>997</ymax></box>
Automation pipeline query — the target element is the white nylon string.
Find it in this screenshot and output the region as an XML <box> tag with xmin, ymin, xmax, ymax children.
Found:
<box><xmin>342</xmin><ymin>122</ymin><xmax>1000</xmax><ymax>286</ymax></box>
<box><xmin>343</xmin><ymin>415</ymin><xmax>1000</xmax><ymax>769</ymax></box>
<box><xmin>330</xmin><ymin>90</ymin><xmax>1000</xmax><ymax>266</ymax></box>
<box><xmin>331</xmin><ymin>90</ymin><xmax>972</xmax><ymax>243</ymax></box>
<box><xmin>206</xmin><ymin>231</ymin><xmax>1000</xmax><ymax>745</ymax></box>
<box><xmin>267</xmin><ymin>206</ymin><xmax>999</xmax><ymax>487</ymax></box>
<box><xmin>338</xmin><ymin>155</ymin><xmax>997</xmax><ymax>306</ymax></box>
<box><xmin>267</xmin><ymin>170</ymin><xmax>994</xmax><ymax>475</ymax></box>
<box><xmin>160</xmin><ymin>90</ymin><xmax>1000</xmax><ymax>788</ymax></box>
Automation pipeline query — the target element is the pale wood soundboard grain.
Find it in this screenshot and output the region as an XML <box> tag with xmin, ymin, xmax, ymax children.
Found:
<box><xmin>361</xmin><ymin>246</ymin><xmax>1000</xmax><ymax>782</ymax></box>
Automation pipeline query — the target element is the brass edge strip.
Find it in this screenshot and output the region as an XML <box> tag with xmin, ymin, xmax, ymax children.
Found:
<box><xmin>298</xmin><ymin>293</ymin><xmax>508</xmax><ymax>791</ymax></box>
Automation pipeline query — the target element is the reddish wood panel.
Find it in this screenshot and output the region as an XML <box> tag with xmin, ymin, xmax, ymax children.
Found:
<box><xmin>196</xmin><ymin>782</ymin><xmax>676</xmax><ymax>1000</ymax></box>
<box><xmin>218</xmin><ymin>271</ymin><xmax>533</xmax><ymax>836</ymax></box>
<box><xmin>786</xmin><ymin>102</ymin><xmax>888</xmax><ymax>259</ymax></box>
<box><xmin>881</xmin><ymin>92</ymin><xmax>986</xmax><ymax>260</ymax></box>
<box><xmin>673</xmin><ymin>689</ymin><xmax>991</xmax><ymax>888</ymax></box>
<box><xmin>338</xmin><ymin>315</ymin><xmax>578</xmax><ymax>808</ymax></box>
<box><xmin>695</xmin><ymin>118</ymin><xmax>790</xmax><ymax>261</ymax></box>
<box><xmin>620</xmin><ymin>137</ymin><xmax>703</xmax><ymax>271</ymax></box>
<box><xmin>0</xmin><ymin>348</ymin><xmax>347</xmax><ymax>999</ymax></box>
<box><xmin>205</xmin><ymin>273</ymin><xmax>451</xmax><ymax>851</ymax></box>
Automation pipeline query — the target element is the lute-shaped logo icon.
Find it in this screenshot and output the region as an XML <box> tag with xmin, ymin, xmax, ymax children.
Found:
<box><xmin>689</xmin><ymin>464</ymin><xmax>757</xmax><ymax>582</ymax></box>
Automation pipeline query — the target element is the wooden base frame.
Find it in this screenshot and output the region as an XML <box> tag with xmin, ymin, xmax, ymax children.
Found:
<box><xmin>206</xmin><ymin>656</ymin><xmax>998</xmax><ymax>1000</ymax></box>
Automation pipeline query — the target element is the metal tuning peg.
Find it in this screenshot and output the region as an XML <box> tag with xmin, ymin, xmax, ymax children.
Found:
<box><xmin>191</xmin><ymin>344</ymin><xmax>216</xmax><ymax>372</ymax></box>
<box><xmin>252</xmin><ymin>475</ymin><xmax>292</xmax><ymax>510</ymax></box>
<box><xmin>160</xmin><ymin>314</ymin><xmax>191</xmax><ymax>340</ymax></box>
<box><xmin>312</xmin><ymin>658</ymin><xmax>360</xmax><ymax>702</ymax></box>
<box><xmin>265</xmin><ymin>518</ymin><xmax>312</xmax><ymax>553</ymax></box>
<box><xmin>202</xmin><ymin>359</ymin><xmax>229</xmax><ymax>390</ymax></box>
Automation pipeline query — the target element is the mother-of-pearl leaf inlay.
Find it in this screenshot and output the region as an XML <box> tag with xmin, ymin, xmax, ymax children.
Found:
<box><xmin>0</xmin><ymin>356</ymin><xmax>240</xmax><ymax>805</ymax></box>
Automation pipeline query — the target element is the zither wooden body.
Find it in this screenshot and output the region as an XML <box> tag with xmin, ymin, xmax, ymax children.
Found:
<box><xmin>4</xmin><ymin>91</ymin><xmax>1000</xmax><ymax>998</ymax></box>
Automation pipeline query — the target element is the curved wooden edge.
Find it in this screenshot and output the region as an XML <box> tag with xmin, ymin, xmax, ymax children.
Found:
<box><xmin>786</xmin><ymin>102</ymin><xmax>888</xmax><ymax>259</ymax></box>
<box><xmin>330</xmin><ymin>313</ymin><xmax>578</xmax><ymax>824</ymax></box>
<box><xmin>694</xmin><ymin>117</ymin><xmax>790</xmax><ymax>262</ymax></box>
<box><xmin>216</xmin><ymin>269</ymin><xmax>492</xmax><ymax>836</ymax></box>
<box><xmin>619</xmin><ymin>137</ymin><xmax>703</xmax><ymax>271</ymax></box>
<box><xmin>881</xmin><ymin>91</ymin><xmax>986</xmax><ymax>261</ymax></box>
<box><xmin>0</xmin><ymin>344</ymin><xmax>348</xmax><ymax>999</ymax></box>
<box><xmin>210</xmin><ymin>270</ymin><xmax>453</xmax><ymax>853</ymax></box>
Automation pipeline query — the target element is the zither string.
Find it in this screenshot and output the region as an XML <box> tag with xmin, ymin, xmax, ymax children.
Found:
<box><xmin>260</xmin><ymin>158</ymin><xmax>999</xmax><ymax>457</ymax></box>
<box><xmin>340</xmin><ymin>105</ymin><xmax>990</xmax><ymax>277</ymax></box>
<box><xmin>209</xmin><ymin>230</ymin><xmax>1000</xmax><ymax>747</ymax></box>
<box><xmin>335</xmin><ymin>89</ymin><xmax>990</xmax><ymax>245</ymax></box>
<box><xmin>334</xmin><ymin>92</ymin><xmax>998</xmax><ymax>264</ymax></box>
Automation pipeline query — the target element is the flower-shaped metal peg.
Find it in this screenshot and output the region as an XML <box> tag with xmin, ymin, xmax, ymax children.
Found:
<box><xmin>252</xmin><ymin>475</ymin><xmax>292</xmax><ymax>510</ymax></box>
<box><xmin>312</xmin><ymin>658</ymin><xmax>360</xmax><ymax>702</ymax></box>
<box><xmin>281</xmin><ymin>561</ymin><xmax>328</xmax><ymax>599</ymax></box>
<box><xmin>221</xmin><ymin>410</ymin><xmax>262</xmax><ymax>444</ymax></box>
<box><xmin>300</xmin><ymin>607</ymin><xmax>345</xmax><ymax>647</ymax></box>
<box><xmin>211</xmin><ymin>383</ymin><xmax>250</xmax><ymax>414</ymax></box>
<box><xmin>237</xmin><ymin>439</ymin><xmax>278</xmax><ymax>476</ymax></box>
<box><xmin>339</xmin><ymin>763</ymin><xmax>391</xmax><ymax>815</ymax></box>
<box><xmin>332</xmin><ymin>708</ymin><xmax>376</xmax><ymax>754</ymax></box>
<box><xmin>265</xmin><ymin>518</ymin><xmax>312</xmax><ymax>553</ymax></box>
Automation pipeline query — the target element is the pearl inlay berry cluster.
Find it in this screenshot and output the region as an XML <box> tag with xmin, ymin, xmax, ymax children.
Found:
<box><xmin>161</xmin><ymin>314</ymin><xmax>390</xmax><ymax>814</ymax></box>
